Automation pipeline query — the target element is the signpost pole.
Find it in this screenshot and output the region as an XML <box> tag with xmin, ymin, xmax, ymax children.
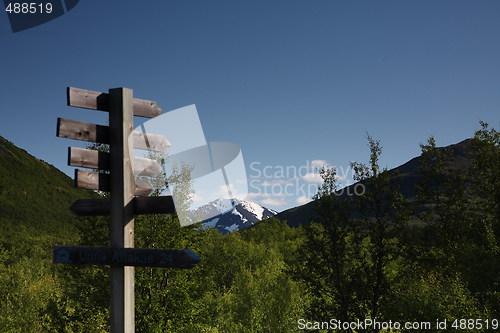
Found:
<box><xmin>109</xmin><ymin>88</ymin><xmax>135</xmax><ymax>333</ymax></box>
<box><xmin>55</xmin><ymin>86</ymin><xmax>200</xmax><ymax>331</ymax></box>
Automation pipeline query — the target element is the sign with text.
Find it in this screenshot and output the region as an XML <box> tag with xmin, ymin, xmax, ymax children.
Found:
<box><xmin>53</xmin><ymin>245</ymin><xmax>201</xmax><ymax>269</ymax></box>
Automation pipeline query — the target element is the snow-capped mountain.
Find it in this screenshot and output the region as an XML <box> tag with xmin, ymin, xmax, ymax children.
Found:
<box><xmin>189</xmin><ymin>198</ymin><xmax>277</xmax><ymax>234</ymax></box>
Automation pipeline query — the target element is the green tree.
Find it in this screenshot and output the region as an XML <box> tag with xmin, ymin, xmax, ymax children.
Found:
<box><xmin>0</xmin><ymin>245</ymin><xmax>65</xmax><ymax>332</ymax></box>
<box><xmin>463</xmin><ymin>121</ymin><xmax>500</xmax><ymax>316</ymax></box>
<box><xmin>291</xmin><ymin>165</ymin><xmax>360</xmax><ymax>329</ymax></box>
<box><xmin>415</xmin><ymin>135</ymin><xmax>470</xmax><ymax>261</ymax></box>
<box><xmin>195</xmin><ymin>218</ymin><xmax>308</xmax><ymax>332</ymax></box>
<box><xmin>394</xmin><ymin>127</ymin><xmax>499</xmax><ymax>327</ymax></box>
<box><xmin>137</xmin><ymin>150</ymin><xmax>168</xmax><ymax>196</ymax></box>
<box><xmin>349</xmin><ymin>133</ymin><xmax>412</xmax><ymax>330</ymax></box>
<box><xmin>138</xmin><ymin>150</ymin><xmax>202</xmax><ymax>226</ymax></box>
<box><xmin>134</xmin><ymin>214</ymin><xmax>207</xmax><ymax>332</ymax></box>
<box><xmin>168</xmin><ymin>160</ymin><xmax>200</xmax><ymax>226</ymax></box>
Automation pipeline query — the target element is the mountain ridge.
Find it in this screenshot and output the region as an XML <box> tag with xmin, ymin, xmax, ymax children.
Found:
<box><xmin>0</xmin><ymin>134</ymin><xmax>474</xmax><ymax>243</ymax></box>
<box><xmin>276</xmin><ymin>138</ymin><xmax>473</xmax><ymax>228</ymax></box>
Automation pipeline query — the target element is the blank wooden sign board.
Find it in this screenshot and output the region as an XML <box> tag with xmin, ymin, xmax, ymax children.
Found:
<box><xmin>53</xmin><ymin>87</ymin><xmax>201</xmax><ymax>333</ymax></box>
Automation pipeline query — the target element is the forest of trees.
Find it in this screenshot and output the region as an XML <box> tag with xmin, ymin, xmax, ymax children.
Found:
<box><xmin>1</xmin><ymin>121</ymin><xmax>500</xmax><ymax>332</ymax></box>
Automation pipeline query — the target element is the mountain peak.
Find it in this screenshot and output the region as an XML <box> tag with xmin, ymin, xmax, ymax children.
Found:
<box><xmin>191</xmin><ymin>198</ymin><xmax>277</xmax><ymax>234</ymax></box>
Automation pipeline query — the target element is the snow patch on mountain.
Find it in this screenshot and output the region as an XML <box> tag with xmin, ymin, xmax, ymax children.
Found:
<box><xmin>225</xmin><ymin>223</ymin><xmax>239</xmax><ymax>233</ymax></box>
<box><xmin>191</xmin><ymin>198</ymin><xmax>278</xmax><ymax>234</ymax></box>
<box><xmin>202</xmin><ymin>217</ymin><xmax>219</xmax><ymax>230</ymax></box>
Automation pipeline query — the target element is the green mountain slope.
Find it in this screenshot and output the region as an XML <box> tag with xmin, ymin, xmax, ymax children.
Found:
<box><xmin>277</xmin><ymin>138</ymin><xmax>472</xmax><ymax>228</ymax></box>
<box><xmin>0</xmin><ymin>135</ymin><xmax>98</xmax><ymax>250</ymax></box>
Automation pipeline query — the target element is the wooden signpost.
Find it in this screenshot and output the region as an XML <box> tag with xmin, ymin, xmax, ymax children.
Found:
<box><xmin>53</xmin><ymin>87</ymin><xmax>201</xmax><ymax>333</ymax></box>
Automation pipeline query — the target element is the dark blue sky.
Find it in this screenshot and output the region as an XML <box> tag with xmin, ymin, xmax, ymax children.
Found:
<box><xmin>1</xmin><ymin>1</ymin><xmax>499</xmax><ymax>212</ymax></box>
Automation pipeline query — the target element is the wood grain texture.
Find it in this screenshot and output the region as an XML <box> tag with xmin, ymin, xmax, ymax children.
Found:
<box><xmin>74</xmin><ymin>169</ymin><xmax>153</xmax><ymax>196</ymax></box>
<box><xmin>108</xmin><ymin>87</ymin><xmax>135</xmax><ymax>333</ymax></box>
<box><xmin>67</xmin><ymin>87</ymin><xmax>162</xmax><ymax>118</ymax></box>
<box><xmin>58</xmin><ymin>118</ymin><xmax>169</xmax><ymax>152</ymax></box>
<box><xmin>57</xmin><ymin>118</ymin><xmax>109</xmax><ymax>143</ymax></box>
<box><xmin>68</xmin><ymin>147</ymin><xmax>109</xmax><ymax>170</ymax></box>
<box><xmin>132</xmin><ymin>131</ymin><xmax>171</xmax><ymax>152</ymax></box>
<box><xmin>75</xmin><ymin>169</ymin><xmax>109</xmax><ymax>191</ymax></box>
<box><xmin>68</xmin><ymin>147</ymin><xmax>162</xmax><ymax>177</ymax></box>
<box><xmin>133</xmin><ymin>178</ymin><xmax>153</xmax><ymax>197</ymax></box>
<box><xmin>132</xmin><ymin>156</ymin><xmax>163</xmax><ymax>177</ymax></box>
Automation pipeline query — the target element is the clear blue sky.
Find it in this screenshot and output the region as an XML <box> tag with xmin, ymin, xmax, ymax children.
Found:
<box><xmin>1</xmin><ymin>1</ymin><xmax>499</xmax><ymax>213</ymax></box>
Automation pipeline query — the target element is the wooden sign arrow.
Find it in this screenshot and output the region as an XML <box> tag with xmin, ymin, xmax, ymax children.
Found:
<box><xmin>75</xmin><ymin>169</ymin><xmax>153</xmax><ymax>196</ymax></box>
<box><xmin>131</xmin><ymin>131</ymin><xmax>171</xmax><ymax>152</ymax></box>
<box><xmin>67</xmin><ymin>87</ymin><xmax>162</xmax><ymax>118</ymax></box>
<box><xmin>54</xmin><ymin>245</ymin><xmax>201</xmax><ymax>269</ymax></box>
<box><xmin>68</xmin><ymin>147</ymin><xmax>163</xmax><ymax>177</ymax></box>
<box><xmin>57</xmin><ymin>118</ymin><xmax>108</xmax><ymax>143</ymax></box>
<box><xmin>57</xmin><ymin>118</ymin><xmax>171</xmax><ymax>152</ymax></box>
<box><xmin>70</xmin><ymin>196</ymin><xmax>176</xmax><ymax>216</ymax></box>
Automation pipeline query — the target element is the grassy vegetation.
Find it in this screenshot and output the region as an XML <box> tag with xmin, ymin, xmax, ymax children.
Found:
<box><xmin>1</xmin><ymin>120</ymin><xmax>500</xmax><ymax>332</ymax></box>
<box><xmin>0</xmin><ymin>136</ymin><xmax>99</xmax><ymax>248</ymax></box>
